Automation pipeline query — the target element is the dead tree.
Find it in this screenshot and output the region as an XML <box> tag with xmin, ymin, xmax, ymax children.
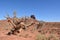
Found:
<box><xmin>7</xmin><ymin>21</ymin><xmax>26</xmax><ymax>35</ymax></box>
<box><xmin>13</xmin><ymin>11</ymin><xmax>17</xmax><ymax>18</ymax></box>
<box><xmin>4</xmin><ymin>13</ymin><xmax>10</xmax><ymax>19</ymax></box>
<box><xmin>13</xmin><ymin>11</ymin><xmax>20</xmax><ymax>25</ymax></box>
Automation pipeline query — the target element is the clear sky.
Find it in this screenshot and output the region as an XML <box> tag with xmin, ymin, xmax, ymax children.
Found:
<box><xmin>0</xmin><ymin>0</ymin><xmax>60</xmax><ymax>22</ymax></box>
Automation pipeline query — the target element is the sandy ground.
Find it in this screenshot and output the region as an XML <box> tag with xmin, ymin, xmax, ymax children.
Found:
<box><xmin>0</xmin><ymin>20</ymin><xmax>60</xmax><ymax>40</ymax></box>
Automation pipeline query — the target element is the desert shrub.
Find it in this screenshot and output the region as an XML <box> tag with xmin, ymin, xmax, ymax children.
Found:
<box><xmin>47</xmin><ymin>34</ymin><xmax>59</xmax><ymax>40</ymax></box>
<box><xmin>35</xmin><ymin>34</ymin><xmax>47</xmax><ymax>40</ymax></box>
<box><xmin>30</xmin><ymin>15</ymin><xmax>36</xmax><ymax>19</ymax></box>
<box><xmin>35</xmin><ymin>34</ymin><xmax>59</xmax><ymax>40</ymax></box>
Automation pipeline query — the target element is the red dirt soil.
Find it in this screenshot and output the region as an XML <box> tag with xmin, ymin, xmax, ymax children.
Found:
<box><xmin>0</xmin><ymin>19</ymin><xmax>60</xmax><ymax>40</ymax></box>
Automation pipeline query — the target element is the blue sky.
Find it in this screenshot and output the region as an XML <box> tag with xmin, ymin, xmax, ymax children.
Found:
<box><xmin>0</xmin><ymin>0</ymin><xmax>60</xmax><ymax>22</ymax></box>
